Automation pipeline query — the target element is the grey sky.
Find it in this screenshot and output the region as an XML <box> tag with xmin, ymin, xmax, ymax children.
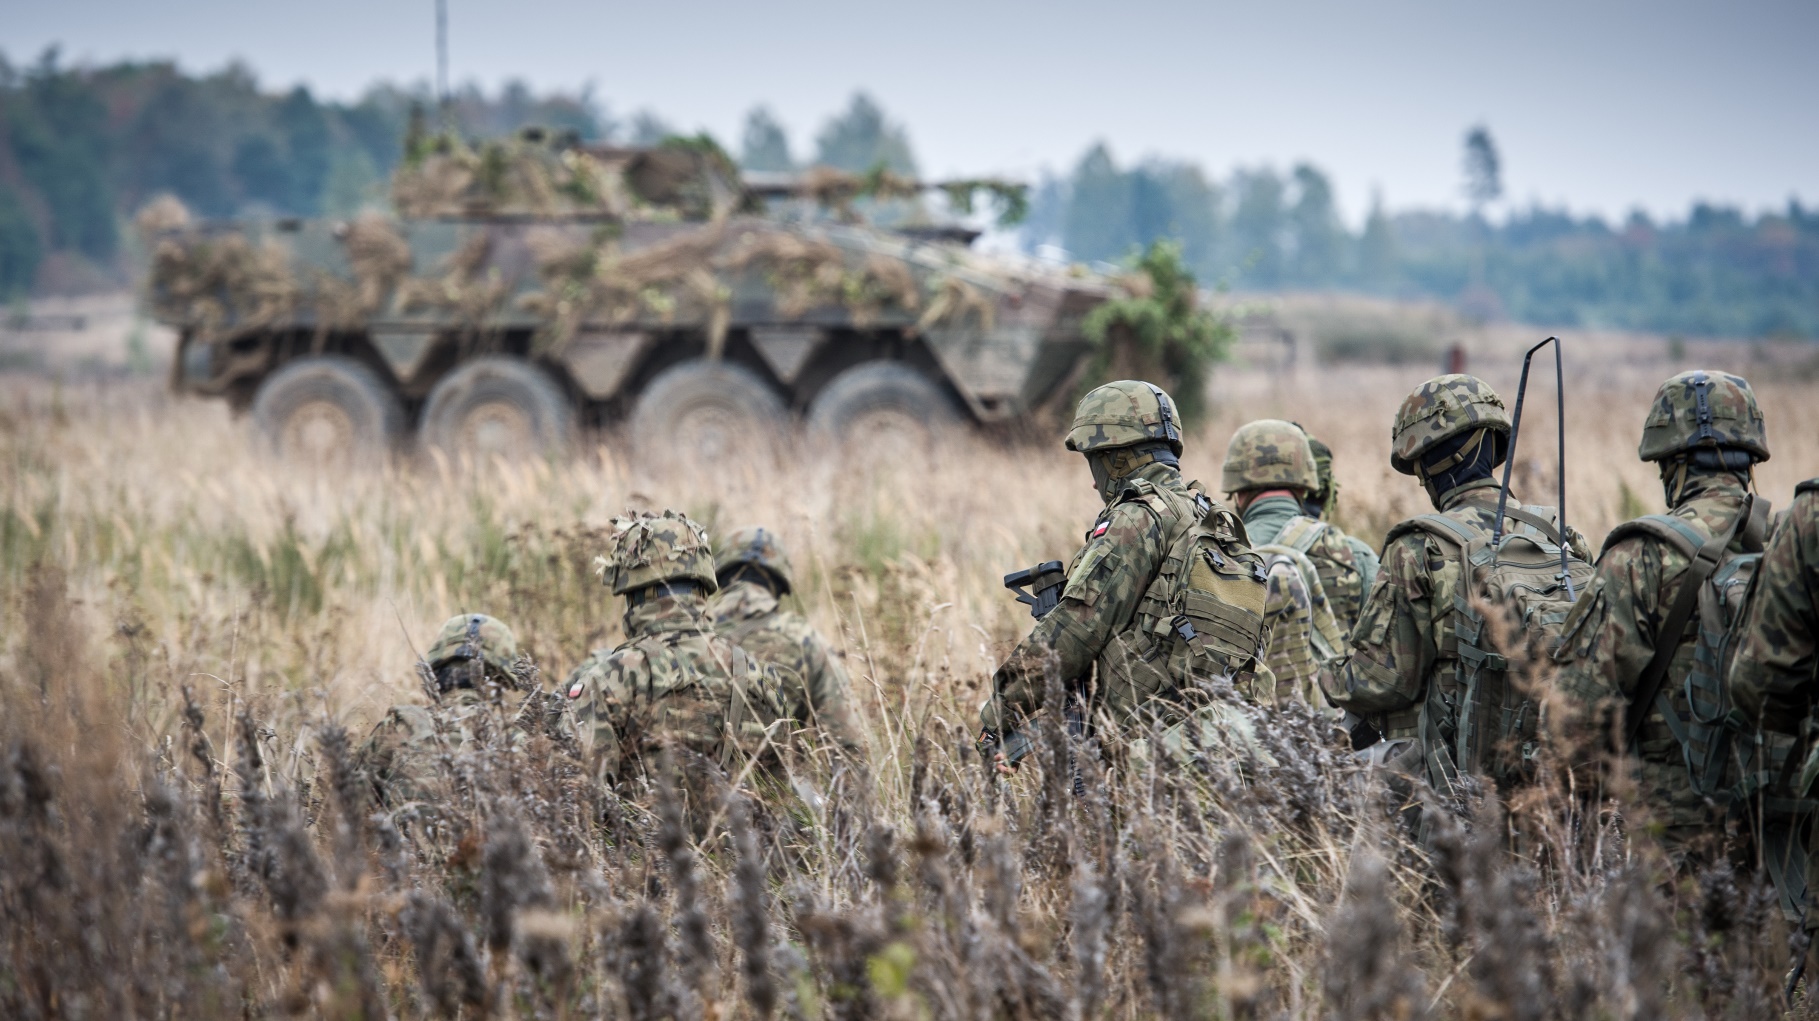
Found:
<box><xmin>8</xmin><ymin>0</ymin><xmax>1816</xmax><ymax>225</ymax></box>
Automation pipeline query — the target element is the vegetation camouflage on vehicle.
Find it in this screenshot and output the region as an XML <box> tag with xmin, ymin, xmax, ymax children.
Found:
<box><xmin>1222</xmin><ymin>419</ymin><xmax>1318</xmax><ymax>493</ymax></box>
<box><xmin>143</xmin><ymin>130</ymin><xmax>1111</xmax><ymax>429</ymax></box>
<box><xmin>1638</xmin><ymin>369</ymin><xmax>1770</xmax><ymax>463</ymax></box>
<box><xmin>1388</xmin><ymin>373</ymin><xmax>1512</xmax><ymax>475</ymax></box>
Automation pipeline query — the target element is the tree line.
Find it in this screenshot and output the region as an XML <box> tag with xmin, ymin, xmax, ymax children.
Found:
<box><xmin>1</xmin><ymin>49</ymin><xmax>1813</xmax><ymax>341</ymax></box>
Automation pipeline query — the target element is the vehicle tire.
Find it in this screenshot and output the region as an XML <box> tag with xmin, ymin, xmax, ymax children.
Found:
<box><xmin>630</xmin><ymin>360</ymin><xmax>787</xmax><ymax>460</ymax></box>
<box><xmin>421</xmin><ymin>356</ymin><xmax>575</xmax><ymax>463</ymax></box>
<box><xmin>806</xmin><ymin>362</ymin><xmax>963</xmax><ymax>449</ymax></box>
<box><xmin>251</xmin><ymin>355</ymin><xmax>405</xmax><ymax>468</ymax></box>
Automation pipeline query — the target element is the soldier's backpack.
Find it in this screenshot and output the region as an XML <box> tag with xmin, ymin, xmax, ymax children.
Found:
<box><xmin>1615</xmin><ymin>492</ymin><xmax>1775</xmax><ymax>802</ymax></box>
<box><xmin>1274</xmin><ymin>515</ymin><xmax>1377</xmax><ymax>629</ymax></box>
<box><xmin>1254</xmin><ymin>541</ymin><xmax>1348</xmax><ymax>665</ymax></box>
<box><xmin>1386</xmin><ymin>504</ymin><xmax>1594</xmax><ymax>789</ymax></box>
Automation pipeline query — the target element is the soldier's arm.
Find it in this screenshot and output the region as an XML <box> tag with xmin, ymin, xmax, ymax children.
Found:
<box><xmin>564</xmin><ymin>655</ymin><xmax>628</xmax><ymax>784</ymax></box>
<box><xmin>982</xmin><ymin>501</ymin><xmax>1165</xmax><ymax>731</ymax></box>
<box><xmin>801</xmin><ymin>631</ymin><xmax>865</xmax><ymax>755</ymax></box>
<box><xmin>1323</xmin><ymin>533</ymin><xmax>1432</xmax><ymax>714</ymax></box>
<box><xmin>1552</xmin><ymin>537</ymin><xmax>1668</xmax><ymax>725</ymax></box>
<box><xmin>1731</xmin><ymin>502</ymin><xmax>1819</xmax><ymax>728</ymax></box>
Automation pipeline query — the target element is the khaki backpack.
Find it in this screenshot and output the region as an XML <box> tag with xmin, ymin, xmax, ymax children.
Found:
<box><xmin>1387</xmin><ymin>504</ymin><xmax>1594</xmax><ymax>790</ymax></box>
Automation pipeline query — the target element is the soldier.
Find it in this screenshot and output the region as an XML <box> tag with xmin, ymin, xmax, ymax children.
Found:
<box><xmin>1731</xmin><ymin>479</ymin><xmax>1819</xmax><ymax>922</ymax></box>
<box><xmin>1323</xmin><ymin>374</ymin><xmax>1584</xmax><ymax>796</ymax></box>
<box><xmin>360</xmin><ymin>613</ymin><xmax>571</xmax><ymax>808</ymax></box>
<box><xmin>979</xmin><ymin>380</ymin><xmax>1272</xmax><ymax>772</ymax></box>
<box><xmin>709</xmin><ymin>525</ymin><xmax>864</xmax><ymax>757</ymax></box>
<box><xmin>1220</xmin><ymin>419</ymin><xmax>1347</xmax><ymax>706</ymax></box>
<box><xmin>1284</xmin><ymin>425</ymin><xmax>1381</xmax><ymax>632</ymax></box>
<box><xmin>563</xmin><ymin>510</ymin><xmax>781</xmax><ymax>799</ymax></box>
<box><xmin>1555</xmin><ymin>371</ymin><xmax>1771</xmax><ymax>855</ymax></box>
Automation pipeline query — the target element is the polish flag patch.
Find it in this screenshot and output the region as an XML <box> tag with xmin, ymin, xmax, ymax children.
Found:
<box><xmin>1092</xmin><ymin>520</ymin><xmax>1111</xmax><ymax>538</ymax></box>
<box><xmin>567</xmin><ymin>679</ymin><xmax>586</xmax><ymax>699</ymax></box>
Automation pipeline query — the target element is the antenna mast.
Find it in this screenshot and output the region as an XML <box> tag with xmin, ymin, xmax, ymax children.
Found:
<box><xmin>435</xmin><ymin>0</ymin><xmax>451</xmax><ymax>122</ymax></box>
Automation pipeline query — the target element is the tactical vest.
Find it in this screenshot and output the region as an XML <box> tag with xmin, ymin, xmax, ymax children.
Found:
<box><xmin>1095</xmin><ymin>477</ymin><xmax>1270</xmax><ymax>722</ymax></box>
<box><xmin>1275</xmin><ymin>515</ymin><xmax>1374</xmax><ymax>631</ymax></box>
<box><xmin>1386</xmin><ymin>503</ymin><xmax>1593</xmax><ymax>790</ymax></box>
<box><xmin>1607</xmin><ymin>492</ymin><xmax>1781</xmax><ymax>803</ymax></box>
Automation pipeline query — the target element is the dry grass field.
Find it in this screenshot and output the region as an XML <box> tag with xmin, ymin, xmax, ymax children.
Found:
<box><xmin>3</xmin><ymin>334</ymin><xmax>1818</xmax><ymax>1019</ymax></box>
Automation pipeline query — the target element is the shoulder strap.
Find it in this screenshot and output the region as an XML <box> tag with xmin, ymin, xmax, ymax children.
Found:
<box><xmin>1625</xmin><ymin>496</ymin><xmax>1754</xmax><ymax>749</ymax></box>
<box><xmin>1385</xmin><ymin>512</ymin><xmax>1481</xmax><ymax>551</ymax></box>
<box><xmin>1603</xmin><ymin>513</ymin><xmax>1705</xmax><ymax>560</ymax></box>
<box><xmin>1504</xmin><ymin>505</ymin><xmax>1565</xmax><ymax>545</ymax></box>
<box><xmin>1277</xmin><ymin>515</ymin><xmax>1328</xmax><ymax>555</ymax></box>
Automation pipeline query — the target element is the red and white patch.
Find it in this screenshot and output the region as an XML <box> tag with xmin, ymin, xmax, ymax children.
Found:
<box><xmin>567</xmin><ymin>679</ymin><xmax>586</xmax><ymax>700</ymax></box>
<box><xmin>1092</xmin><ymin>520</ymin><xmax>1111</xmax><ymax>538</ymax></box>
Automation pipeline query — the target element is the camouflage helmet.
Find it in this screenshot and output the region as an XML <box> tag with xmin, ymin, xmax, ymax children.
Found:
<box><xmin>1222</xmin><ymin>419</ymin><xmax>1318</xmax><ymax>493</ymax></box>
<box><xmin>1390</xmin><ymin>374</ymin><xmax>1512</xmax><ymax>476</ymax></box>
<box><xmin>425</xmin><ymin>613</ymin><xmax>522</xmax><ymax>677</ymax></box>
<box><xmin>1301</xmin><ymin>429</ymin><xmax>1336</xmax><ymax>506</ymax></box>
<box><xmin>1065</xmin><ymin>380</ymin><xmax>1184</xmax><ymax>456</ymax></box>
<box><xmin>1638</xmin><ymin>370</ymin><xmax>1769</xmax><ymax>463</ymax></box>
<box><xmin>714</xmin><ymin>525</ymin><xmax>795</xmax><ymax>593</ymax></box>
<box><xmin>598</xmin><ymin>510</ymin><xmax>719</xmax><ymax>595</ymax></box>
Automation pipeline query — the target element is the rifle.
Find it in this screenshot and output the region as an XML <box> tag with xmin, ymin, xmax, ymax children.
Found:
<box><xmin>985</xmin><ymin>562</ymin><xmax>1090</xmax><ymax>794</ymax></box>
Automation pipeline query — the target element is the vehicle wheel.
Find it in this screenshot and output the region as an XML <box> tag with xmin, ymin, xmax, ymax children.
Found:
<box><xmin>806</xmin><ymin>362</ymin><xmax>962</xmax><ymax>449</ymax></box>
<box><xmin>630</xmin><ymin>360</ymin><xmax>787</xmax><ymax>460</ymax></box>
<box><xmin>421</xmin><ymin>357</ymin><xmax>575</xmax><ymax>462</ymax></box>
<box><xmin>251</xmin><ymin>355</ymin><xmax>405</xmax><ymax>468</ymax></box>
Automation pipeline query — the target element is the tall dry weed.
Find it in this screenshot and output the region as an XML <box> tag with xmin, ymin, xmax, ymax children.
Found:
<box><xmin>2</xmin><ymin>346</ymin><xmax>1817</xmax><ymax>1017</ymax></box>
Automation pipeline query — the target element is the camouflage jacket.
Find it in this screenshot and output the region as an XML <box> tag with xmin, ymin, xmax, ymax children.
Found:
<box><xmin>1325</xmin><ymin>479</ymin><xmax>1514</xmax><ymax>736</ymax></box>
<box><xmin>563</xmin><ymin>594</ymin><xmax>781</xmax><ymax>784</ymax></box>
<box><xmin>983</xmin><ymin>461</ymin><xmax>1269</xmax><ymax>733</ymax></box>
<box><xmin>1730</xmin><ymin>483</ymin><xmax>1819</xmax><ymax>734</ymax></box>
<box><xmin>359</xmin><ymin>684</ymin><xmax>576</xmax><ymax>807</ymax></box>
<box><xmin>1274</xmin><ymin>513</ymin><xmax>1380</xmax><ymax>635</ymax></box>
<box><xmin>1553</xmin><ymin>475</ymin><xmax>1753</xmax><ymax>827</ymax></box>
<box><xmin>708</xmin><ymin>579</ymin><xmax>864</xmax><ymax>755</ymax></box>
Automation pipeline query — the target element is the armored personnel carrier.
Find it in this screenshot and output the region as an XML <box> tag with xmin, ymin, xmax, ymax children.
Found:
<box><xmin>143</xmin><ymin>129</ymin><xmax>1111</xmax><ymax>463</ymax></box>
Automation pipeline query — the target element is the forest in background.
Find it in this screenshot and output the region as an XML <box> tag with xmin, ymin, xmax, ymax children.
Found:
<box><xmin>2</xmin><ymin>49</ymin><xmax>1815</xmax><ymax>341</ymax></box>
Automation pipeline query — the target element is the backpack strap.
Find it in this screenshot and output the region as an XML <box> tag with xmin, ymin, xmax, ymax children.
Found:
<box><xmin>1623</xmin><ymin>497</ymin><xmax>1753</xmax><ymax>750</ymax></box>
<box><xmin>1503</xmin><ymin>506</ymin><xmax>1564</xmax><ymax>545</ymax></box>
<box><xmin>1384</xmin><ymin>512</ymin><xmax>1480</xmax><ymax>552</ymax></box>
<box><xmin>1277</xmin><ymin>515</ymin><xmax>1329</xmax><ymax>556</ymax></box>
<box><xmin>1602</xmin><ymin>513</ymin><xmax>1704</xmax><ymax>560</ymax></box>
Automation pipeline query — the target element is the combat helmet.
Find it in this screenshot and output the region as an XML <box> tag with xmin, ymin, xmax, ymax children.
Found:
<box><xmin>1390</xmin><ymin>374</ymin><xmax>1511</xmax><ymax>476</ymax></box>
<box><xmin>1299</xmin><ymin>427</ymin><xmax>1337</xmax><ymax>511</ymax></box>
<box><xmin>715</xmin><ymin>525</ymin><xmax>795</xmax><ymax>593</ymax></box>
<box><xmin>1222</xmin><ymin>419</ymin><xmax>1318</xmax><ymax>493</ymax></box>
<box><xmin>1065</xmin><ymin>380</ymin><xmax>1184</xmax><ymax>456</ymax></box>
<box><xmin>424</xmin><ymin>613</ymin><xmax>527</xmax><ymax>686</ymax></box>
<box><xmin>1638</xmin><ymin>370</ymin><xmax>1769</xmax><ymax>463</ymax></box>
<box><xmin>599</xmin><ymin>509</ymin><xmax>719</xmax><ymax>595</ymax></box>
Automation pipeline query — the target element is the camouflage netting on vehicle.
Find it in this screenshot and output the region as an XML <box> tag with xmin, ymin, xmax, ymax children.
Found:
<box><xmin>392</xmin><ymin>129</ymin><xmax>624</xmax><ymax>219</ymax></box>
<box><xmin>313</xmin><ymin>214</ymin><xmax>414</xmax><ymax>330</ymax></box>
<box><xmin>140</xmin><ymin>196</ymin><xmax>298</xmax><ymax>344</ymax></box>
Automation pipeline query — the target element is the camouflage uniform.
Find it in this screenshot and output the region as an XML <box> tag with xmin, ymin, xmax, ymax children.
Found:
<box><xmin>982</xmin><ymin>381</ymin><xmax>1271</xmax><ymax>752</ymax></box>
<box><xmin>1286</xmin><ymin>426</ymin><xmax>1381</xmax><ymax>633</ymax></box>
<box><xmin>1731</xmin><ymin>483</ymin><xmax>1819</xmax><ymax>917</ymax></box>
<box><xmin>1556</xmin><ymin>371</ymin><xmax>1771</xmax><ymax>840</ymax></box>
<box><xmin>709</xmin><ymin>525</ymin><xmax>864</xmax><ymax>756</ymax></box>
<box><xmin>1221</xmin><ymin>419</ymin><xmax>1345</xmax><ymax>706</ymax></box>
<box><xmin>361</xmin><ymin>614</ymin><xmax>573</xmax><ymax>807</ymax></box>
<box><xmin>563</xmin><ymin>511</ymin><xmax>782</xmax><ymax>787</ymax></box>
<box><xmin>1324</xmin><ymin>376</ymin><xmax>1541</xmax><ymax>787</ymax></box>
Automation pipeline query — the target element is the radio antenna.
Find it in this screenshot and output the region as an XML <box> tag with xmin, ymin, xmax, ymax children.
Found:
<box><xmin>435</xmin><ymin>0</ymin><xmax>451</xmax><ymax>122</ymax></box>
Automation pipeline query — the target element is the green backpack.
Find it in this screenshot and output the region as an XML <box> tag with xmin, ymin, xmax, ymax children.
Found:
<box><xmin>1387</xmin><ymin>504</ymin><xmax>1594</xmax><ymax>790</ymax></box>
<box><xmin>1613</xmin><ymin>494</ymin><xmax>1774</xmax><ymax>799</ymax></box>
